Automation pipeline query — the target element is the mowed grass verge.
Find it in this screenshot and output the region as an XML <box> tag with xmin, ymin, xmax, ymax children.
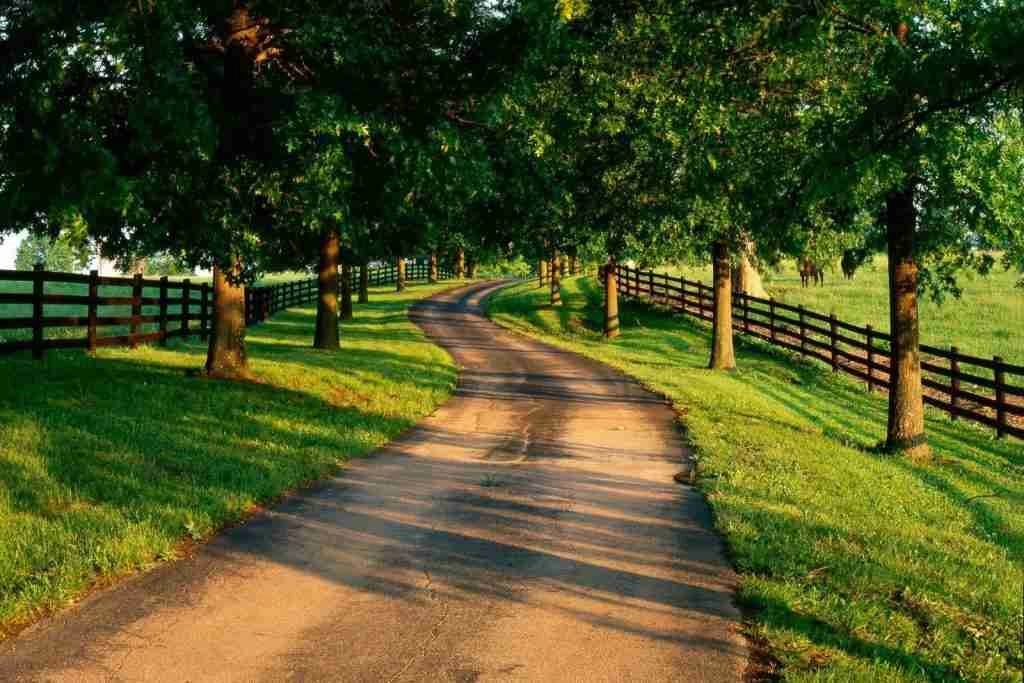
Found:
<box><xmin>0</xmin><ymin>281</ymin><xmax>465</xmax><ymax>638</ymax></box>
<box><xmin>487</xmin><ymin>277</ymin><xmax>1023</xmax><ymax>683</ymax></box>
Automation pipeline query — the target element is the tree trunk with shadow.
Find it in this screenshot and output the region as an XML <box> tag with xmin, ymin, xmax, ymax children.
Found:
<box><xmin>455</xmin><ymin>248</ymin><xmax>466</xmax><ymax>279</ymax></box>
<box><xmin>885</xmin><ymin>182</ymin><xmax>929</xmax><ymax>459</ymax></box>
<box><xmin>539</xmin><ymin>258</ymin><xmax>548</xmax><ymax>288</ymax></box>
<box><xmin>340</xmin><ymin>260</ymin><xmax>353</xmax><ymax>322</ymax></box>
<box><xmin>604</xmin><ymin>258</ymin><xmax>620</xmax><ymax>338</ymax></box>
<box><xmin>429</xmin><ymin>252</ymin><xmax>439</xmax><ymax>283</ymax></box>
<box><xmin>358</xmin><ymin>260</ymin><xmax>369</xmax><ymax>304</ymax></box>
<box><xmin>396</xmin><ymin>256</ymin><xmax>406</xmax><ymax>292</ymax></box>
<box><xmin>206</xmin><ymin>259</ymin><xmax>252</xmax><ymax>379</ymax></box>
<box><xmin>550</xmin><ymin>249</ymin><xmax>562</xmax><ymax>306</ymax></box>
<box><xmin>708</xmin><ymin>241</ymin><xmax>736</xmax><ymax>371</ymax></box>
<box><xmin>314</xmin><ymin>228</ymin><xmax>340</xmax><ymax>350</ymax></box>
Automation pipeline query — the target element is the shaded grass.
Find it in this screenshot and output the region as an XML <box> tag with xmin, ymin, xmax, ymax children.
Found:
<box><xmin>0</xmin><ymin>281</ymin><xmax>466</xmax><ymax>637</ymax></box>
<box><xmin>487</xmin><ymin>276</ymin><xmax>1023</xmax><ymax>683</ymax></box>
<box><xmin>665</xmin><ymin>257</ymin><xmax>1023</xmax><ymax>361</ymax></box>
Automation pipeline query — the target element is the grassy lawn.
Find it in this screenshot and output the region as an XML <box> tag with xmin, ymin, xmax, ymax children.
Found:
<box><xmin>487</xmin><ymin>276</ymin><xmax>1023</xmax><ymax>683</ymax></box>
<box><xmin>665</xmin><ymin>257</ymin><xmax>1022</xmax><ymax>361</ymax></box>
<box><xmin>0</xmin><ymin>281</ymin><xmax>466</xmax><ymax>638</ymax></box>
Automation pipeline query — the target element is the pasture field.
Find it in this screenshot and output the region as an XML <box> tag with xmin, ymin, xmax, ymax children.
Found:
<box><xmin>487</xmin><ymin>276</ymin><xmax>1023</xmax><ymax>683</ymax></box>
<box><xmin>0</xmin><ymin>282</ymin><xmax>462</xmax><ymax>638</ymax></box>
<box><xmin>665</xmin><ymin>257</ymin><xmax>1023</xmax><ymax>361</ymax></box>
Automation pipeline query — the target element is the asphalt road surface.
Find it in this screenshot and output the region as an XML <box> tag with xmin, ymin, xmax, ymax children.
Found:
<box><xmin>0</xmin><ymin>280</ymin><xmax>746</xmax><ymax>682</ymax></box>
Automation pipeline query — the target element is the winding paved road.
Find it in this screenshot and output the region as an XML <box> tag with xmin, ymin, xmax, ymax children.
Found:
<box><xmin>1</xmin><ymin>281</ymin><xmax>745</xmax><ymax>682</ymax></box>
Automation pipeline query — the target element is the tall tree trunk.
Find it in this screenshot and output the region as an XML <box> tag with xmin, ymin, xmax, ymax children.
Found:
<box><xmin>429</xmin><ymin>252</ymin><xmax>439</xmax><ymax>283</ymax></box>
<box><xmin>885</xmin><ymin>184</ymin><xmax>929</xmax><ymax>458</ymax></box>
<box><xmin>550</xmin><ymin>249</ymin><xmax>562</xmax><ymax>306</ymax></box>
<box><xmin>455</xmin><ymin>248</ymin><xmax>466</xmax><ymax>279</ymax></box>
<box><xmin>604</xmin><ymin>258</ymin><xmax>620</xmax><ymax>338</ymax></box>
<box><xmin>396</xmin><ymin>256</ymin><xmax>406</xmax><ymax>292</ymax></box>
<box><xmin>731</xmin><ymin>240</ymin><xmax>768</xmax><ymax>298</ymax></box>
<box><xmin>467</xmin><ymin>256</ymin><xmax>477</xmax><ymax>278</ymax></box>
<box><xmin>358</xmin><ymin>260</ymin><xmax>369</xmax><ymax>304</ymax></box>
<box><xmin>206</xmin><ymin>259</ymin><xmax>252</xmax><ymax>379</ymax></box>
<box><xmin>709</xmin><ymin>241</ymin><xmax>736</xmax><ymax>371</ymax></box>
<box><xmin>569</xmin><ymin>253</ymin><xmax>579</xmax><ymax>276</ymax></box>
<box><xmin>340</xmin><ymin>261</ymin><xmax>353</xmax><ymax>321</ymax></box>
<box><xmin>314</xmin><ymin>228</ymin><xmax>340</xmax><ymax>350</ymax></box>
<box><xmin>539</xmin><ymin>258</ymin><xmax>548</xmax><ymax>288</ymax></box>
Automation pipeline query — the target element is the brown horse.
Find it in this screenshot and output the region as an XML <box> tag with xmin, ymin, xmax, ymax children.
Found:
<box><xmin>799</xmin><ymin>257</ymin><xmax>824</xmax><ymax>287</ymax></box>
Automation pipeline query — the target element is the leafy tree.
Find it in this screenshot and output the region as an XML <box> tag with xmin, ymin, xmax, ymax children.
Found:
<box><xmin>14</xmin><ymin>233</ymin><xmax>91</xmax><ymax>273</ymax></box>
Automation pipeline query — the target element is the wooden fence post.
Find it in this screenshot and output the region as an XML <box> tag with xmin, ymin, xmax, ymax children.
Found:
<box><xmin>648</xmin><ymin>271</ymin><xmax>655</xmax><ymax>300</ymax></box>
<box><xmin>130</xmin><ymin>272</ymin><xmax>142</xmax><ymax>349</ymax></box>
<box><xmin>865</xmin><ymin>325</ymin><xmax>875</xmax><ymax>392</ymax></box>
<box><xmin>743</xmin><ymin>294</ymin><xmax>750</xmax><ymax>334</ymax></box>
<box><xmin>680</xmin><ymin>279</ymin><xmax>688</xmax><ymax>311</ymax></box>
<box><xmin>949</xmin><ymin>346</ymin><xmax>960</xmax><ymax>420</ymax></box>
<box><xmin>994</xmin><ymin>356</ymin><xmax>1006</xmax><ymax>439</ymax></box>
<box><xmin>829</xmin><ymin>314</ymin><xmax>839</xmax><ymax>372</ymax></box>
<box><xmin>798</xmin><ymin>305</ymin><xmax>806</xmax><ymax>356</ymax></box>
<box><xmin>159</xmin><ymin>276</ymin><xmax>169</xmax><ymax>345</ymax></box>
<box><xmin>32</xmin><ymin>263</ymin><xmax>44</xmax><ymax>360</ymax></box>
<box><xmin>87</xmin><ymin>269</ymin><xmax>99</xmax><ymax>352</ymax></box>
<box><xmin>181</xmin><ymin>278</ymin><xmax>191</xmax><ymax>337</ymax></box>
<box><xmin>201</xmin><ymin>283</ymin><xmax>210</xmax><ymax>339</ymax></box>
<box><xmin>769</xmin><ymin>299</ymin><xmax>777</xmax><ymax>342</ymax></box>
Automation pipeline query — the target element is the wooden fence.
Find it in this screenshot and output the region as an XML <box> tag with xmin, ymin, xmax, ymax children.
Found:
<box><xmin>1</xmin><ymin>259</ymin><xmax>457</xmax><ymax>358</ymax></box>
<box><xmin>244</xmin><ymin>261</ymin><xmax>456</xmax><ymax>326</ymax></box>
<box><xmin>599</xmin><ymin>263</ymin><xmax>1024</xmax><ymax>440</ymax></box>
<box><xmin>0</xmin><ymin>265</ymin><xmax>210</xmax><ymax>359</ymax></box>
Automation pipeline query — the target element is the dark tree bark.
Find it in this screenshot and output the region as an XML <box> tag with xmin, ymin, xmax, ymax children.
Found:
<box><xmin>708</xmin><ymin>241</ymin><xmax>736</xmax><ymax>371</ymax></box>
<box><xmin>467</xmin><ymin>256</ymin><xmax>477</xmax><ymax>278</ymax></box>
<box><xmin>429</xmin><ymin>252</ymin><xmax>439</xmax><ymax>283</ymax></box>
<box><xmin>455</xmin><ymin>248</ymin><xmax>466</xmax><ymax>279</ymax></box>
<box><xmin>539</xmin><ymin>258</ymin><xmax>548</xmax><ymax>288</ymax></box>
<box><xmin>314</xmin><ymin>228</ymin><xmax>340</xmax><ymax>350</ymax></box>
<box><xmin>604</xmin><ymin>258</ymin><xmax>620</xmax><ymax>338</ymax></box>
<box><xmin>550</xmin><ymin>249</ymin><xmax>562</xmax><ymax>306</ymax></box>
<box><xmin>340</xmin><ymin>260</ymin><xmax>353</xmax><ymax>321</ymax></box>
<box><xmin>358</xmin><ymin>260</ymin><xmax>369</xmax><ymax>304</ymax></box>
<box><xmin>569</xmin><ymin>252</ymin><xmax>579</xmax><ymax>276</ymax></box>
<box><xmin>885</xmin><ymin>183</ymin><xmax>930</xmax><ymax>459</ymax></box>
<box><xmin>396</xmin><ymin>256</ymin><xmax>406</xmax><ymax>292</ymax></box>
<box><xmin>205</xmin><ymin>259</ymin><xmax>252</xmax><ymax>379</ymax></box>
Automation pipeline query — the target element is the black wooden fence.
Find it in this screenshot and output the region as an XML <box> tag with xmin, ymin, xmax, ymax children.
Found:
<box><xmin>599</xmin><ymin>263</ymin><xmax>1024</xmax><ymax>440</ymax></box>
<box><xmin>1</xmin><ymin>259</ymin><xmax>457</xmax><ymax>358</ymax></box>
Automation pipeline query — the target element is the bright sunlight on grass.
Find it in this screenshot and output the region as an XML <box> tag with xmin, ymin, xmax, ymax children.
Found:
<box><xmin>666</xmin><ymin>257</ymin><xmax>1023</xmax><ymax>361</ymax></box>
<box><xmin>487</xmin><ymin>276</ymin><xmax>1023</xmax><ymax>683</ymax></box>
<box><xmin>0</xmin><ymin>281</ymin><xmax>465</xmax><ymax>637</ymax></box>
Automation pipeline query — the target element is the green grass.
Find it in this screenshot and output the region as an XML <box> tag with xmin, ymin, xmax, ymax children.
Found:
<box><xmin>0</xmin><ymin>281</ymin><xmax>467</xmax><ymax>637</ymax></box>
<box><xmin>665</xmin><ymin>257</ymin><xmax>1023</xmax><ymax>361</ymax></box>
<box><xmin>487</xmin><ymin>276</ymin><xmax>1023</xmax><ymax>683</ymax></box>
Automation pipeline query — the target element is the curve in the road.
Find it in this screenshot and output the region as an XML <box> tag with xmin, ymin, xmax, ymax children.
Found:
<box><xmin>1</xmin><ymin>280</ymin><xmax>746</xmax><ymax>682</ymax></box>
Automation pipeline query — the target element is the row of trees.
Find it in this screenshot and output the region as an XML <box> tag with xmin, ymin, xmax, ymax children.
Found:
<box><xmin>2</xmin><ymin>1</ymin><xmax>1022</xmax><ymax>456</ymax></box>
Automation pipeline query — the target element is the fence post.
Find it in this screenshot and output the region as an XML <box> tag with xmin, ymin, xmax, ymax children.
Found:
<box><xmin>743</xmin><ymin>294</ymin><xmax>750</xmax><ymax>334</ymax></box>
<box><xmin>829</xmin><ymin>314</ymin><xmax>838</xmax><ymax>372</ymax></box>
<box><xmin>87</xmin><ymin>269</ymin><xmax>99</xmax><ymax>352</ymax></box>
<box><xmin>648</xmin><ymin>271</ymin><xmax>655</xmax><ymax>300</ymax></box>
<box><xmin>865</xmin><ymin>325</ymin><xmax>875</xmax><ymax>392</ymax></box>
<box><xmin>798</xmin><ymin>305</ymin><xmax>806</xmax><ymax>356</ymax></box>
<box><xmin>130</xmin><ymin>272</ymin><xmax>142</xmax><ymax>349</ymax></box>
<box><xmin>949</xmin><ymin>346</ymin><xmax>960</xmax><ymax>420</ymax></box>
<box><xmin>32</xmin><ymin>263</ymin><xmax>44</xmax><ymax>360</ymax></box>
<box><xmin>201</xmin><ymin>283</ymin><xmax>210</xmax><ymax>339</ymax></box>
<box><xmin>181</xmin><ymin>278</ymin><xmax>191</xmax><ymax>337</ymax></box>
<box><xmin>994</xmin><ymin>356</ymin><xmax>1006</xmax><ymax>439</ymax></box>
<box><xmin>159</xmin><ymin>276</ymin><xmax>169</xmax><ymax>345</ymax></box>
<box><xmin>769</xmin><ymin>299</ymin><xmax>777</xmax><ymax>342</ymax></box>
<box><xmin>680</xmin><ymin>279</ymin><xmax>688</xmax><ymax>310</ymax></box>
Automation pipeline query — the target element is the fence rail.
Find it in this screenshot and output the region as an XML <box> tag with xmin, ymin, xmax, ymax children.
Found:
<box><xmin>0</xmin><ymin>265</ymin><xmax>210</xmax><ymax>359</ymax></box>
<box><xmin>600</xmin><ymin>264</ymin><xmax>1023</xmax><ymax>440</ymax></box>
<box><xmin>2</xmin><ymin>259</ymin><xmax>458</xmax><ymax>358</ymax></box>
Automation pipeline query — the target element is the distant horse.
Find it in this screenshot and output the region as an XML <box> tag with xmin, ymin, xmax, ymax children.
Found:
<box><xmin>799</xmin><ymin>257</ymin><xmax>824</xmax><ymax>287</ymax></box>
<box><xmin>841</xmin><ymin>248</ymin><xmax>870</xmax><ymax>280</ymax></box>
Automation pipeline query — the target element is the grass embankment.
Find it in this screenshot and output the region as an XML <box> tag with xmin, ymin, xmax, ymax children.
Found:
<box><xmin>667</xmin><ymin>258</ymin><xmax>1022</xmax><ymax>360</ymax></box>
<box><xmin>487</xmin><ymin>277</ymin><xmax>1023</xmax><ymax>683</ymax></box>
<box><xmin>0</xmin><ymin>281</ymin><xmax>464</xmax><ymax>637</ymax></box>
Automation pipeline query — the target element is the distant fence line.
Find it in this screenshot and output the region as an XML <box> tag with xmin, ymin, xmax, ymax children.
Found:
<box><xmin>0</xmin><ymin>259</ymin><xmax>455</xmax><ymax>359</ymax></box>
<box><xmin>599</xmin><ymin>263</ymin><xmax>1023</xmax><ymax>440</ymax></box>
